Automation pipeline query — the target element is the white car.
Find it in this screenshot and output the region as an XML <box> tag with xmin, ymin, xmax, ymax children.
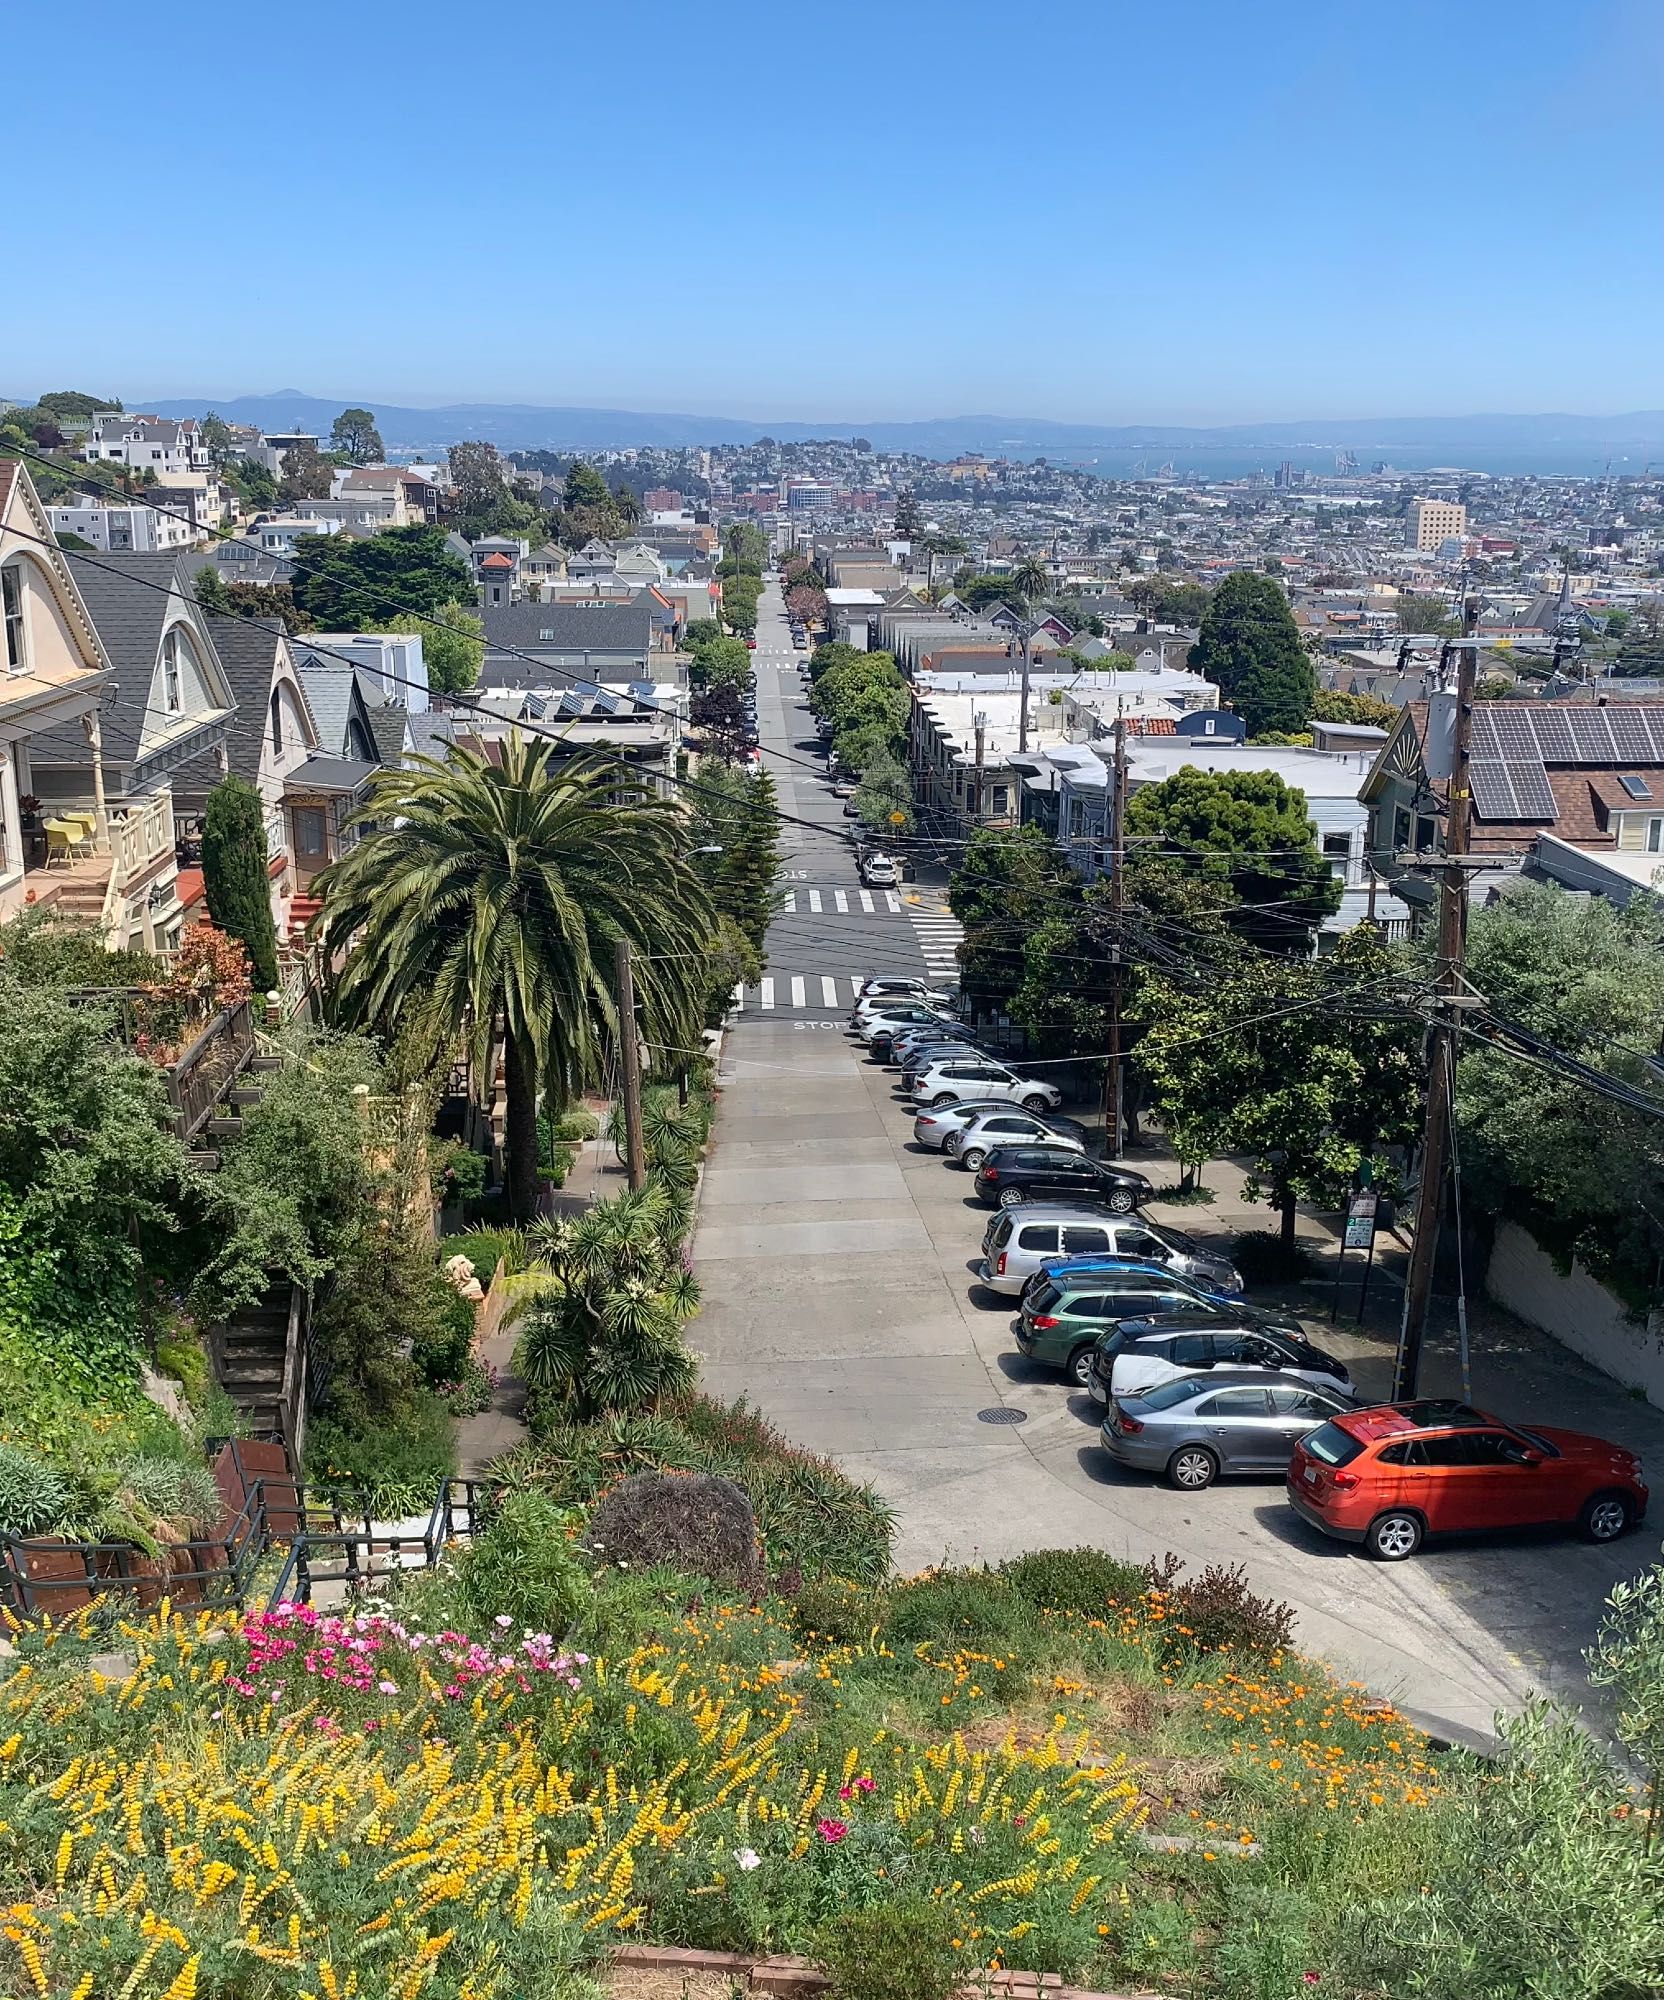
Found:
<box><xmin>854</xmin><ymin>1004</ymin><xmax>954</xmax><ymax>1045</ymax></box>
<box><xmin>910</xmin><ymin>1057</ymin><xmax>1062</xmax><ymax>1112</ymax></box>
<box><xmin>1108</xmin><ymin>1322</ymin><xmax>1350</xmax><ymax>1404</ymax></box>
<box><xmin>859</xmin><ymin>853</ymin><xmax>898</xmax><ymax>888</ymax></box>
<box><xmin>854</xmin><ymin>976</ymin><xmax>953</xmax><ymax>1011</ymax></box>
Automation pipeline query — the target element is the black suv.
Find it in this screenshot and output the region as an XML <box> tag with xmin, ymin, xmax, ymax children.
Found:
<box><xmin>974</xmin><ymin>1145</ymin><xmax>1153</xmax><ymax>1215</ymax></box>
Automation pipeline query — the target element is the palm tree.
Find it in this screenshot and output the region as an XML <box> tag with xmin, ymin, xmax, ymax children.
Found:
<box><xmin>1011</xmin><ymin>555</ymin><xmax>1049</xmax><ymax>605</ymax></box>
<box><xmin>314</xmin><ymin>735</ymin><xmax>715</xmax><ymax>1221</ymax></box>
<box><xmin>612</xmin><ymin>483</ymin><xmax>642</xmax><ymax>530</ymax></box>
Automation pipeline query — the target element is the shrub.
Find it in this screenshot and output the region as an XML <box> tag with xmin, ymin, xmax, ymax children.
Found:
<box><xmin>441</xmin><ymin>1355</ymin><xmax>497</xmax><ymax>1416</ymax></box>
<box><xmin>791</xmin><ymin>1575</ymin><xmax>890</xmax><ymax>1647</ymax></box>
<box><xmin>306</xmin><ymin>1391</ymin><xmax>455</xmax><ymax>1518</ymax></box>
<box><xmin>412</xmin><ymin>1284</ymin><xmax>476</xmax><ymax>1388</ymax></box>
<box><xmin>0</xmin><ymin>1443</ymin><xmax>72</xmax><ymax>1537</ymax></box>
<box><xmin>460</xmin><ymin>1488</ymin><xmax>592</xmax><ymax>1633</ymax></box>
<box><xmin>883</xmin><ymin>1568</ymin><xmax>1031</xmax><ymax>1652</ymax></box>
<box><xmin>117</xmin><ymin>1457</ymin><xmax>221</xmax><ymax>1535</ymax></box>
<box><xmin>815</xmin><ymin>1894</ymin><xmax>961</xmax><ymax>2000</ymax></box>
<box><xmin>585</xmin><ymin>1470</ymin><xmax>763</xmax><ymax>1592</ymax></box>
<box><xmin>1144</xmin><ymin>1553</ymin><xmax>1295</xmax><ymax>1662</ymax></box>
<box><xmin>441</xmin><ymin>1228</ymin><xmax>526</xmax><ymax>1280</ymax></box>
<box><xmin>151</xmin><ymin>1333</ymin><xmax>210</xmax><ymax>1406</ymax></box>
<box><xmin>1002</xmin><ymin>1546</ymin><xmax>1149</xmax><ymax>1619</ymax></box>
<box><xmin>746</xmin><ymin>1452</ymin><xmax>894</xmax><ymax>1586</ymax></box>
<box><xmin>1232</xmin><ymin>1228</ymin><xmax>1317</xmax><ymax>1285</ymax></box>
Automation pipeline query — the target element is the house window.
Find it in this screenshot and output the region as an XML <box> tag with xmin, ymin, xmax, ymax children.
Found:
<box><xmin>1649</xmin><ymin>819</ymin><xmax>1664</xmax><ymax>854</ymax></box>
<box><xmin>1415</xmin><ymin>814</ymin><xmax>1436</xmax><ymax>853</ymax></box>
<box><xmin>1323</xmin><ymin>832</ymin><xmax>1352</xmax><ymax>857</ymax></box>
<box><xmin>293</xmin><ymin>806</ymin><xmax>328</xmax><ymax>859</ymax></box>
<box><xmin>1392</xmin><ymin>806</ymin><xmax>1411</xmax><ymax>852</ymax></box>
<box><xmin>1</xmin><ymin>564</ymin><xmax>24</xmax><ymax>672</ymax></box>
<box><xmin>270</xmin><ymin>689</ymin><xmax>284</xmax><ymax>754</ymax></box>
<box><xmin>162</xmin><ymin>631</ymin><xmax>184</xmax><ymax>713</ymax></box>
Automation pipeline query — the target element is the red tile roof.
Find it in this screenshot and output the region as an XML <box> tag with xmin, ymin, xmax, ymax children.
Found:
<box><xmin>479</xmin><ymin>552</ymin><xmax>513</xmax><ymax>570</ymax></box>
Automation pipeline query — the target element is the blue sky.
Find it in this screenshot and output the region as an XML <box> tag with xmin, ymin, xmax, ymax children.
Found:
<box><xmin>5</xmin><ymin>0</ymin><xmax>1661</xmax><ymax>423</ymax></box>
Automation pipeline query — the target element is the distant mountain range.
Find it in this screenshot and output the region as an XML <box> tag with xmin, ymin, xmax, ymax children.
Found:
<box><xmin>120</xmin><ymin>390</ymin><xmax>1664</xmax><ymax>465</ymax></box>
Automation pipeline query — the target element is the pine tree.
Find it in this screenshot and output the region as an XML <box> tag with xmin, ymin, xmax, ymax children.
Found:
<box><xmin>201</xmin><ymin>775</ymin><xmax>281</xmax><ymax>993</ymax></box>
<box><xmin>1188</xmin><ymin>571</ymin><xmax>1314</xmax><ymax>737</ymax></box>
<box><xmin>715</xmin><ymin>768</ymin><xmax>782</xmax><ymax>954</ymax></box>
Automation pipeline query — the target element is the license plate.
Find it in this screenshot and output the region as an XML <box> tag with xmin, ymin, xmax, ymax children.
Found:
<box><xmin>1303</xmin><ymin>1465</ymin><xmax>1317</xmax><ymax>1485</ymax></box>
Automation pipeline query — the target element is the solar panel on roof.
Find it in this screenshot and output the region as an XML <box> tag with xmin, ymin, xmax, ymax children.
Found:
<box><xmin>1608</xmin><ymin>711</ymin><xmax>1656</xmax><ymax>760</ymax></box>
<box><xmin>1478</xmin><ymin>710</ymin><xmax>1538</xmax><ymax>758</ymax></box>
<box><xmin>1529</xmin><ymin>709</ymin><xmax>1577</xmax><ymax>761</ymax></box>
<box><xmin>1567</xmin><ymin>711</ymin><xmax>1618</xmax><ymax>762</ymax></box>
<box><xmin>1502</xmin><ymin>760</ymin><xmax>1556</xmax><ymax>817</ymax></box>
<box><xmin>557</xmin><ymin>692</ymin><xmax>584</xmax><ymax>717</ymax></box>
<box><xmin>1469</xmin><ymin>763</ymin><xmax>1518</xmax><ymax>819</ymax></box>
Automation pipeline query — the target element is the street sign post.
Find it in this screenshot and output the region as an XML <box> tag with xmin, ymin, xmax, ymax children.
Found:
<box><xmin>1331</xmin><ymin>1191</ymin><xmax>1379</xmax><ymax>1320</ymax></box>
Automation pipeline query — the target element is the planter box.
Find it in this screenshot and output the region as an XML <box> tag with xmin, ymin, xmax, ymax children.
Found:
<box><xmin>608</xmin><ymin>1945</ymin><xmax>1147</xmax><ymax>1999</ymax></box>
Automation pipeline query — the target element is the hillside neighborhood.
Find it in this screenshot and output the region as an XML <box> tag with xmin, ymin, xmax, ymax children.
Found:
<box><xmin>3</xmin><ymin>369</ymin><xmax>1664</xmax><ymax>2000</ymax></box>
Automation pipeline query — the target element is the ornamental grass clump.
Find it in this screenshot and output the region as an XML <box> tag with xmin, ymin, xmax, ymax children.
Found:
<box><xmin>586</xmin><ymin>1469</ymin><xmax>763</xmax><ymax>1593</ymax></box>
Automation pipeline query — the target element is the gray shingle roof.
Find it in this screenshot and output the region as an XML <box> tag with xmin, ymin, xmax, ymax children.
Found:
<box><xmin>480</xmin><ymin>603</ymin><xmax>653</xmax><ymax>686</ymax></box>
<box><xmin>172</xmin><ymin>615</ymin><xmax>318</xmax><ymax>794</ymax></box>
<box><xmin>290</xmin><ymin>649</ymin><xmax>386</xmax><ymax>762</ymax></box>
<box><xmin>61</xmin><ymin>551</ymin><xmax>227</xmax><ymax>765</ymax></box>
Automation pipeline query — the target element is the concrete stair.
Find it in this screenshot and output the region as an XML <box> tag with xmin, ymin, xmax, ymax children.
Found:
<box><xmin>287</xmin><ymin>893</ymin><xmax>322</xmax><ymax>941</ymax></box>
<box><xmin>213</xmin><ymin>1283</ymin><xmax>293</xmax><ymax>1433</ymax></box>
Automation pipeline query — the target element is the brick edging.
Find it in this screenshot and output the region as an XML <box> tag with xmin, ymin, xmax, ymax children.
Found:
<box><xmin>608</xmin><ymin>1944</ymin><xmax>1158</xmax><ymax>1998</ymax></box>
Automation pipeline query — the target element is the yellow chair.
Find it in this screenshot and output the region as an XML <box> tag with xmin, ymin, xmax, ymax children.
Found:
<box><xmin>61</xmin><ymin>810</ymin><xmax>97</xmax><ymax>855</ymax></box>
<box><xmin>43</xmin><ymin>820</ymin><xmax>76</xmax><ymax>867</ymax></box>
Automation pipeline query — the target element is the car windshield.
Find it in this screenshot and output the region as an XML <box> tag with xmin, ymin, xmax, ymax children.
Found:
<box><xmin>1301</xmin><ymin>1422</ymin><xmax>1365</xmax><ymax>1467</ymax></box>
<box><xmin>1149</xmin><ymin>1222</ymin><xmax>1199</xmax><ymax>1254</ymax></box>
<box><xmin>1140</xmin><ymin>1377</ymin><xmax>1208</xmax><ymax>1411</ymax></box>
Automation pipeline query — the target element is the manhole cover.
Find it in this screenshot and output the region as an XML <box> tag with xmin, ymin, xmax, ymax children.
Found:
<box><xmin>976</xmin><ymin>1405</ymin><xmax>1028</xmax><ymax>1427</ymax></box>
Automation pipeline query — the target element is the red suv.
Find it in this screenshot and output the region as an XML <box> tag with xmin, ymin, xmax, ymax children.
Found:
<box><xmin>1286</xmin><ymin>1400</ymin><xmax>1646</xmax><ymax>1561</ymax></box>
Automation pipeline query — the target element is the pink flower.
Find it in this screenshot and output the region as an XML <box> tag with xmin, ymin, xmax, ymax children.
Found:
<box><xmin>816</xmin><ymin>1819</ymin><xmax>848</xmax><ymax>1844</ymax></box>
<box><xmin>377</xmin><ymin>1680</ymin><xmax>398</xmax><ymax>1696</ymax></box>
<box><xmin>857</xmin><ymin>1777</ymin><xmax>875</xmax><ymax>1793</ymax></box>
<box><xmin>838</xmin><ymin>1785</ymin><xmax>853</xmax><ymax>1801</ymax></box>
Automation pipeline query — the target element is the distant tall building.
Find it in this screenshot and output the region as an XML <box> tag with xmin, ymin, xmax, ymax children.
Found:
<box><xmin>1410</xmin><ymin>498</ymin><xmax>1467</xmax><ymax>551</ymax></box>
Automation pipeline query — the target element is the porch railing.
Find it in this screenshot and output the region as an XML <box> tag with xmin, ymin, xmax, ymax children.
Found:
<box><xmin>168</xmin><ymin>997</ymin><xmax>256</xmax><ymax>1140</ymax></box>
<box><xmin>100</xmin><ymin>791</ymin><xmax>176</xmax><ymax>940</ymax></box>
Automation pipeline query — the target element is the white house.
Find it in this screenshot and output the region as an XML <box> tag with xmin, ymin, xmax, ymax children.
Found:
<box><xmin>82</xmin><ymin>416</ymin><xmax>212</xmax><ymax>485</ymax></box>
<box><xmin>301</xmin><ymin>631</ymin><xmax>429</xmax><ymax>714</ymax></box>
<box><xmin>254</xmin><ymin>516</ymin><xmax>342</xmax><ymax>557</ymax></box>
<box><xmin>48</xmin><ymin>501</ymin><xmax>196</xmax><ymax>554</ymax></box>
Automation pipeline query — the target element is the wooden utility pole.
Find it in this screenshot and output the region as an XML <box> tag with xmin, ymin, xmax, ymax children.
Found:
<box><xmin>972</xmin><ymin>714</ymin><xmax>987</xmax><ymax>822</ymax></box>
<box><xmin>1392</xmin><ymin>636</ymin><xmax>1477</xmax><ymax>1399</ymax></box>
<box><xmin>1017</xmin><ymin>623</ymin><xmax>1032</xmax><ymax>755</ymax></box>
<box><xmin>1104</xmin><ymin>716</ymin><xmax>1129</xmax><ymax>1158</ymax></box>
<box><xmin>615</xmin><ymin>936</ymin><xmax>647</xmax><ymax>1192</ymax></box>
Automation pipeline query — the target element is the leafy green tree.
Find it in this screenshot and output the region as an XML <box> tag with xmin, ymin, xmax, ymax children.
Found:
<box><xmin>290</xmin><ymin>524</ymin><xmax>473</xmax><ymax>628</ymax></box>
<box><xmin>949</xmin><ymin>825</ymin><xmax>1080</xmax><ymax>1018</ymax></box>
<box><xmin>686</xmin><ymin>633</ymin><xmax>752</xmax><ymax>691</ymax></box>
<box><xmin>315</xmin><ymin>738</ymin><xmax>715</xmax><ymax>1222</ymax></box>
<box><xmin>893</xmin><ymin>489</ymin><xmax>922</xmax><ymax>539</ymax></box>
<box><xmin>276</xmin><ymin>440</ymin><xmax>333</xmax><ymax>504</ymax></box>
<box><xmin>200</xmin><ymin>410</ymin><xmax>234</xmax><ymax>456</ymax></box>
<box><xmin>201</xmin><ymin>776</ymin><xmax>280</xmax><ymax>992</ymax></box>
<box><xmin>229</xmin><ymin>456</ymin><xmax>278</xmax><ymax>510</ymax></box>
<box><xmin>810</xmin><ymin>649</ymin><xmax>908</xmax><ymax>759</ymax></box>
<box><xmin>854</xmin><ymin>749</ymin><xmax>914</xmax><ymax>833</ymax></box>
<box><xmin>1124</xmin><ymin>766</ymin><xmax>1340</xmax><ymax>951</ymax></box>
<box><xmin>1457</xmin><ymin>881</ymin><xmax>1664</xmax><ymax>1301</ymax></box>
<box><xmin>194</xmin><ymin>568</ymin><xmax>314</xmax><ymax>634</ymax></box>
<box><xmin>1395</xmin><ymin>592</ymin><xmax>1456</xmax><ymax>637</ymax></box>
<box><xmin>1312</xmin><ymin>687</ymin><xmax>1398</xmax><ymax>728</ymax></box>
<box><xmin>448</xmin><ymin>440</ymin><xmax>509</xmax><ymax>515</ymax></box>
<box><xmin>0</xmin><ymin>977</ymin><xmax>199</xmax><ymax>1296</ymax></box>
<box><xmin>1134</xmin><ymin>927</ymin><xmax>1421</xmax><ymax>1248</ymax></box>
<box><xmin>372</xmin><ymin>601</ymin><xmax>483</xmax><ymax>694</ymax></box>
<box><xmin>1127</xmin><ymin>574</ymin><xmax>1210</xmax><ymax>625</ymax></box>
<box><xmin>563</xmin><ymin>460</ymin><xmax>612</xmax><ymax>514</ymax></box>
<box><xmin>682</xmin><ymin>618</ymin><xmax>721</xmax><ymax>653</ymax></box>
<box><xmin>723</xmin><ymin>522</ymin><xmax>769</xmax><ymax>574</ymax></box>
<box><xmin>329</xmin><ymin>407</ymin><xmax>384</xmax><ymax>464</ymax></box>
<box><xmin>1188</xmin><ymin>570</ymin><xmax>1315</xmax><ymax>735</ymax></box>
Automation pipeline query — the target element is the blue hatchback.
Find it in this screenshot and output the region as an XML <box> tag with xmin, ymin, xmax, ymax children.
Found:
<box><xmin>1023</xmin><ymin>1253</ymin><xmax>1244</xmax><ymax>1307</ymax></box>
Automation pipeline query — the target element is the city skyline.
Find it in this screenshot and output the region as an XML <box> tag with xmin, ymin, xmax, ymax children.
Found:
<box><xmin>4</xmin><ymin>0</ymin><xmax>1659</xmax><ymax>421</ymax></box>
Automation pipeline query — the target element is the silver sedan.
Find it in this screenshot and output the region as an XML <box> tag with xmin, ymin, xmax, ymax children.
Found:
<box><xmin>910</xmin><ymin>1099</ymin><xmax>1018</xmax><ymax>1151</ymax></box>
<box><xmin>948</xmin><ymin>1107</ymin><xmax>1090</xmax><ymax>1170</ymax></box>
<box><xmin>1101</xmin><ymin>1371</ymin><xmax>1358</xmax><ymax>1490</ymax></box>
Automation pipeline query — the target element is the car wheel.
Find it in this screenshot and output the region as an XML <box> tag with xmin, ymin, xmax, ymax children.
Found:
<box><xmin>998</xmin><ymin>1186</ymin><xmax>1027</xmax><ymax>1209</ymax></box>
<box><xmin>1364</xmin><ymin>1510</ymin><xmax>1423</xmax><ymax>1561</ymax></box>
<box><xmin>1019</xmin><ymin>1092</ymin><xmax>1050</xmax><ymax>1110</ymax></box>
<box><xmin>1067</xmin><ymin>1346</ymin><xmax>1097</xmax><ymax>1389</ymax></box>
<box><xmin>1580</xmin><ymin>1491</ymin><xmax>1633</xmax><ymax>1543</ymax></box>
<box><xmin>1167</xmin><ymin>1445</ymin><xmax>1218</xmax><ymax>1491</ymax></box>
<box><xmin>961</xmin><ymin>1145</ymin><xmax>987</xmax><ymax>1171</ymax></box>
<box><xmin>932</xmin><ymin>1091</ymin><xmax>956</xmax><ymax>1108</ymax></box>
<box><xmin>1103</xmin><ymin>1187</ymin><xmax>1137</xmax><ymax>1214</ymax></box>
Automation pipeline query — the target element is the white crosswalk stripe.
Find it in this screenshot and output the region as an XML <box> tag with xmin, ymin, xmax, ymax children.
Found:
<box><xmin>821</xmin><ymin>974</ymin><xmax>838</xmax><ymax>1006</ymax></box>
<box><xmin>777</xmin><ymin>887</ymin><xmax>916</xmax><ymax>916</ymax></box>
<box><xmin>910</xmin><ymin>906</ymin><xmax>965</xmax><ymax>979</ymax></box>
<box><xmin>760</xmin><ymin>978</ymin><xmax>775</xmax><ymax>1010</ymax></box>
<box><xmin>728</xmin><ymin>972</ymin><xmax>873</xmax><ymax>1013</ymax></box>
<box><xmin>790</xmin><ymin>974</ymin><xmax>806</xmax><ymax>1007</ymax></box>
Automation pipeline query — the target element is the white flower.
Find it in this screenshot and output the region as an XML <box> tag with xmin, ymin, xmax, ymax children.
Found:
<box><xmin>736</xmin><ymin>1847</ymin><xmax>761</xmax><ymax>1872</ymax></box>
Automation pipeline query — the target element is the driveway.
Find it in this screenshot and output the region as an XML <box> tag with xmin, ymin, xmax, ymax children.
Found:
<box><xmin>692</xmin><ymin>581</ymin><xmax>1664</xmax><ymax>1746</ymax></box>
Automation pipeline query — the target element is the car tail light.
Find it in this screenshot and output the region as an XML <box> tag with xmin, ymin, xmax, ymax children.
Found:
<box><xmin>981</xmin><ymin>1168</ymin><xmax>998</xmax><ymax>1181</ymax></box>
<box><xmin>917</xmin><ymin>1114</ymin><xmax>938</xmax><ymax>1126</ymax></box>
<box><xmin>1031</xmin><ymin>1314</ymin><xmax>1058</xmax><ymax>1330</ymax></box>
<box><xmin>1114</xmin><ymin>1405</ymin><xmax>1143</xmax><ymax>1434</ymax></box>
<box><xmin>995</xmin><ymin>1252</ymin><xmax>1008</xmax><ymax>1276</ymax></box>
<box><xmin>1330</xmin><ymin>1470</ymin><xmax>1360</xmax><ymax>1492</ymax></box>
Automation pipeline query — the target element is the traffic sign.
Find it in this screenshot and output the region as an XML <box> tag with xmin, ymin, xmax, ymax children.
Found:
<box><xmin>1343</xmin><ymin>1190</ymin><xmax>1378</xmax><ymax>1251</ymax></box>
<box><xmin>889</xmin><ymin>810</ymin><xmax>907</xmax><ymax>826</ymax></box>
